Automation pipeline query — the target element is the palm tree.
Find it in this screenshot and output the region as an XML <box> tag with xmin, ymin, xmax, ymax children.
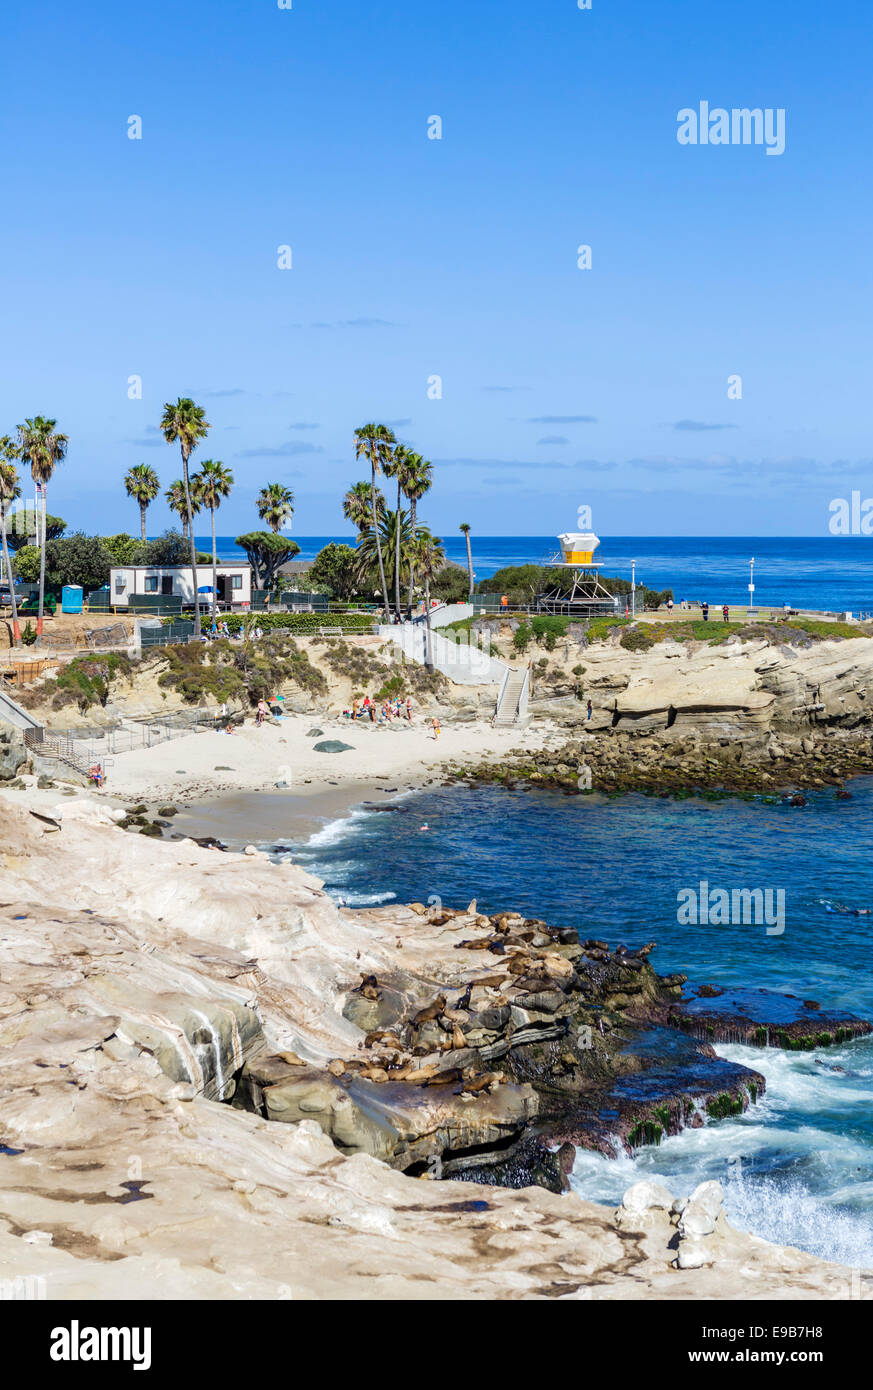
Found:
<box><xmin>343</xmin><ymin>480</ymin><xmax>385</xmax><ymax>534</ymax></box>
<box><xmin>193</xmin><ymin>460</ymin><xmax>233</xmax><ymax>620</ymax></box>
<box><xmin>16</xmin><ymin>416</ymin><xmax>69</xmax><ymax>639</ymax></box>
<box><xmin>385</xmin><ymin>445</ymin><xmax>426</xmax><ymax>621</ymax></box>
<box><xmin>355</xmin><ymin>508</ymin><xmax>414</xmax><ymax>585</ymax></box>
<box><xmin>459</xmin><ymin>522</ymin><xmax>474</xmax><ymax>599</ymax></box>
<box><xmin>165</xmin><ymin>479</ymin><xmax>202</xmax><ymax>540</ymax></box>
<box><xmin>0</xmin><ymin>438</ymin><xmax>22</xmax><ymax>645</ymax></box>
<box><xmin>124</xmin><ymin>463</ymin><xmax>160</xmax><ymax>543</ymax></box>
<box><xmin>256</xmin><ymin>483</ymin><xmax>294</xmax><ymax>533</ymax></box>
<box><xmin>403</xmin><ymin>454</ymin><xmax>433</xmax><ymax>615</ymax></box>
<box><xmin>354</xmin><ymin>423</ymin><xmax>396</xmax><ymax>618</ymax></box>
<box><xmin>411</xmin><ymin>530</ymin><xmax>445</xmax><ymax>666</ymax></box>
<box><xmin>160</xmin><ymin>398</ymin><xmax>211</xmax><ymax>636</ymax></box>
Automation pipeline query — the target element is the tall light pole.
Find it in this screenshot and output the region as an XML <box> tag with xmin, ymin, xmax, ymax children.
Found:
<box><xmin>631</xmin><ymin>559</ymin><xmax>636</xmax><ymax>617</ymax></box>
<box><xmin>748</xmin><ymin>557</ymin><xmax>755</xmax><ymax>615</ymax></box>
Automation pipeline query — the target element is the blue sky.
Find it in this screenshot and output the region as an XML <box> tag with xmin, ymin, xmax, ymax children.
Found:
<box><xmin>2</xmin><ymin>0</ymin><xmax>871</xmax><ymax>538</ymax></box>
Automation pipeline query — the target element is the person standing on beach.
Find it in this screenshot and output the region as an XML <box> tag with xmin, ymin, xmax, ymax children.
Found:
<box><xmin>406</xmin><ymin>697</ymin><xmax>413</xmax><ymax>721</ymax></box>
<box><xmin>722</xmin><ymin>604</ymin><xmax>729</xmax><ymax>623</ymax></box>
<box><xmin>587</xmin><ymin>698</ymin><xmax>592</xmax><ymax>721</ymax></box>
<box><xmin>431</xmin><ymin>716</ymin><xmax>440</xmax><ymax>740</ymax></box>
<box><xmin>702</xmin><ymin>601</ymin><xmax>709</xmax><ymax>622</ymax></box>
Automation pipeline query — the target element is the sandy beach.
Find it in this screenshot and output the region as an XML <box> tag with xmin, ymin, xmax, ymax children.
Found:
<box><xmin>90</xmin><ymin>710</ymin><xmax>558</xmax><ymax>805</ymax></box>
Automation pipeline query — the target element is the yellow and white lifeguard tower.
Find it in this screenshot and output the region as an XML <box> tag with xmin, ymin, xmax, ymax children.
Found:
<box><xmin>536</xmin><ymin>529</ymin><xmax>620</xmax><ymax>615</ymax></box>
<box><xmin>558</xmin><ymin>531</ymin><xmax>600</xmax><ymax>565</ymax></box>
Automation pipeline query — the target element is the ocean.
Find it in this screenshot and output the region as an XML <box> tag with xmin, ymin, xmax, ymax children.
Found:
<box><xmin>278</xmin><ymin>780</ymin><xmax>873</xmax><ymax>1268</ymax></box>
<box><xmin>203</xmin><ymin>534</ymin><xmax>873</xmax><ymax>614</ymax></box>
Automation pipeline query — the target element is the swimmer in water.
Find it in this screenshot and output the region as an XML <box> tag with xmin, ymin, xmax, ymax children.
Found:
<box><xmin>820</xmin><ymin>898</ymin><xmax>871</xmax><ymax>915</ymax></box>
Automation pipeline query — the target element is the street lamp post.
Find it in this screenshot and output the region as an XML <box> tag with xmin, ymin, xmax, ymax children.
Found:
<box><xmin>748</xmin><ymin>557</ymin><xmax>755</xmax><ymax>616</ymax></box>
<box><xmin>631</xmin><ymin>559</ymin><xmax>636</xmax><ymax>618</ymax></box>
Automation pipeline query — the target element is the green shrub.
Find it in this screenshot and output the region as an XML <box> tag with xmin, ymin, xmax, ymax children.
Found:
<box><xmin>221</xmin><ymin>612</ymin><xmax>376</xmax><ymax>636</ymax></box>
<box><xmin>619</xmin><ymin>626</ymin><xmax>656</xmax><ymax>652</ymax></box>
<box><xmin>513</xmin><ymin>623</ymin><xmax>532</xmax><ymax>652</ymax></box>
<box><xmin>39</xmin><ymin>652</ymin><xmax>133</xmax><ymax>710</ymax></box>
<box><xmin>155</xmin><ymin>634</ymin><xmax>328</xmax><ymax>705</ymax></box>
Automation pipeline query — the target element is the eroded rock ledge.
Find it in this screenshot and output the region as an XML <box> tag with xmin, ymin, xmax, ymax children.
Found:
<box><xmin>0</xmin><ymin>797</ymin><xmax>867</xmax><ymax>1299</ymax></box>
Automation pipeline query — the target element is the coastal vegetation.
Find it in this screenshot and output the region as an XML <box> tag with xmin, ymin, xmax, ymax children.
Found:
<box><xmin>156</xmin><ymin>633</ymin><xmax>327</xmax><ymax>705</ymax></box>
<box><xmin>19</xmin><ymin>651</ymin><xmax>133</xmax><ymax>711</ymax></box>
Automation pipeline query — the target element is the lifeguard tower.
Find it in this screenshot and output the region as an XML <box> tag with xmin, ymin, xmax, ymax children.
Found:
<box><xmin>535</xmin><ymin>530</ymin><xmax>620</xmax><ymax>616</ymax></box>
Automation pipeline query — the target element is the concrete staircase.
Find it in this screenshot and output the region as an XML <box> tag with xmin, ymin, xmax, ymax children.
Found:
<box><xmin>493</xmin><ymin>667</ymin><xmax>528</xmax><ymax>727</ymax></box>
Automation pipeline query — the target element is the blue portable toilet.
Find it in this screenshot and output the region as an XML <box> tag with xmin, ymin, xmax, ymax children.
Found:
<box><xmin>62</xmin><ymin>585</ymin><xmax>83</xmax><ymax>614</ymax></box>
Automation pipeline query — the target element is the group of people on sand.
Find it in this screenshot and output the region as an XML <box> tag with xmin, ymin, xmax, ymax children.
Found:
<box><xmin>344</xmin><ymin>694</ymin><xmax>414</xmax><ymax>725</ymax></box>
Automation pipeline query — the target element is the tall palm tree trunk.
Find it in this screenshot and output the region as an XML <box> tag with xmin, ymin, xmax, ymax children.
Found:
<box><xmin>140</xmin><ymin>502</ymin><xmax>148</xmax><ymax>543</ymax></box>
<box><xmin>394</xmin><ymin>480</ymin><xmax>403</xmax><ymax>621</ymax></box>
<box><xmin>211</xmin><ymin>505</ymin><xmax>218</xmax><ymax>621</ymax></box>
<box><xmin>371</xmin><ymin>466</ymin><xmax>391</xmax><ymax>619</ymax></box>
<box><xmin>181</xmin><ymin>452</ymin><xmax>201</xmax><ymax>637</ymax></box>
<box><xmin>1</xmin><ymin>504</ymin><xmax>20</xmax><ymax>645</ymax></box>
<box><xmin>424</xmin><ymin>578</ymin><xmax>433</xmax><ymax>667</ymax></box>
<box><xmin>407</xmin><ymin>498</ymin><xmax>417</xmax><ymax>617</ymax></box>
<box><xmin>36</xmin><ymin>485</ymin><xmax>47</xmax><ymax>639</ymax></box>
<box><xmin>465</xmin><ymin>531</ymin><xmax>474</xmax><ymax>598</ymax></box>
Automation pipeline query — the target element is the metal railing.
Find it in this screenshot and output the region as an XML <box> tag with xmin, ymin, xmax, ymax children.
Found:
<box><xmin>26</xmin><ymin>710</ymin><xmax>224</xmax><ymax>772</ymax></box>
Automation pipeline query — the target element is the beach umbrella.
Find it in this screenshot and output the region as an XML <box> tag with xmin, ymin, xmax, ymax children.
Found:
<box><xmin>197</xmin><ymin>585</ymin><xmax>214</xmax><ymax>593</ymax></box>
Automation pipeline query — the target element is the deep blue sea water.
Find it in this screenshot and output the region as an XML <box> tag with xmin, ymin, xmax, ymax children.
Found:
<box><xmin>204</xmin><ymin>534</ymin><xmax>873</xmax><ymax>615</ymax></box>
<box><xmin>282</xmin><ymin>781</ymin><xmax>873</xmax><ymax>1268</ymax></box>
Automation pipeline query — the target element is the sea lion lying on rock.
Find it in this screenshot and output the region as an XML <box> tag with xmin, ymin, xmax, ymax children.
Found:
<box><xmin>353</xmin><ymin>974</ymin><xmax>381</xmax><ymax>1000</ymax></box>
<box><xmin>411</xmin><ymin>993</ymin><xmax>447</xmax><ymax>1026</ymax></box>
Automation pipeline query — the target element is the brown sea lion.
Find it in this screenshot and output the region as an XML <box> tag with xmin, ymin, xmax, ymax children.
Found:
<box><xmin>364</xmin><ymin>1029</ymin><xmax>402</xmax><ymax>1048</ymax></box>
<box><xmin>459</xmin><ymin>1069</ymin><xmax>505</xmax><ymax>1096</ymax></box>
<box><xmin>422</xmin><ymin>1067</ymin><xmax>463</xmax><ymax>1087</ymax></box>
<box><xmin>354</xmin><ymin>973</ymin><xmax>382</xmax><ymax>1000</ymax></box>
<box><xmin>412</xmin><ymin>993</ymin><xmax>447</xmax><ymax>1026</ymax></box>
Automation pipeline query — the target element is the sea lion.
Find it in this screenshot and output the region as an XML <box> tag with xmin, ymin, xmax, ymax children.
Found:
<box><xmin>451</xmin><ymin>1024</ymin><xmax>467</xmax><ymax>1050</ymax></box>
<box><xmin>327</xmin><ymin>1059</ymin><xmax>347</xmax><ymax>1077</ymax></box>
<box><xmin>458</xmin><ymin>1069</ymin><xmax>505</xmax><ymax>1096</ymax></box>
<box><xmin>454</xmin><ymin>982</ymin><xmax>473</xmax><ymax>1012</ymax></box>
<box><xmin>364</xmin><ymin>1029</ymin><xmax>402</xmax><ymax>1048</ymax></box>
<box><xmin>422</xmin><ymin>1067</ymin><xmax>463</xmax><ymax>1087</ymax></box>
<box><xmin>354</xmin><ymin>973</ymin><xmax>382</xmax><ymax>1000</ymax></box>
<box><xmin>454</xmin><ymin>939</ymin><xmax>493</xmax><ymax>951</ymax></box>
<box><xmin>277</xmin><ymin>1051</ymin><xmax>308</xmax><ymax>1067</ymax></box>
<box><xmin>412</xmin><ymin>993</ymin><xmax>447</xmax><ymax>1026</ymax></box>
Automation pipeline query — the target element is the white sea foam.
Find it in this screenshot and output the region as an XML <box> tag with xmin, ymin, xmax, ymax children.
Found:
<box><xmin>331</xmin><ymin>889</ymin><xmax>397</xmax><ymax>907</ymax></box>
<box><xmin>305</xmin><ymin>808</ymin><xmax>374</xmax><ymax>848</ymax></box>
<box><xmin>570</xmin><ymin>1037</ymin><xmax>873</xmax><ymax>1263</ymax></box>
